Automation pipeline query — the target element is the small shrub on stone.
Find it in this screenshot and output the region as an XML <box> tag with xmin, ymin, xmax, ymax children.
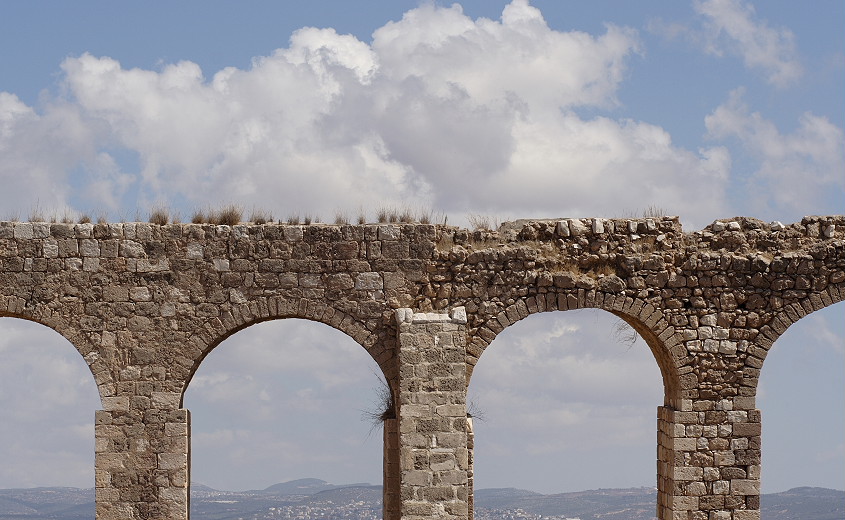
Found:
<box><xmin>211</xmin><ymin>205</ymin><xmax>242</xmax><ymax>226</ymax></box>
<box><xmin>249</xmin><ymin>208</ymin><xmax>272</xmax><ymax>224</ymax></box>
<box><xmin>148</xmin><ymin>207</ymin><xmax>169</xmax><ymax>225</ymax></box>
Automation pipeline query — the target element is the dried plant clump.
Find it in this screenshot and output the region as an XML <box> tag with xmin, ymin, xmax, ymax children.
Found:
<box><xmin>417</xmin><ymin>209</ymin><xmax>432</xmax><ymax>225</ymax></box>
<box><xmin>467</xmin><ymin>213</ymin><xmax>498</xmax><ymax>231</ymax></box>
<box><xmin>613</xmin><ymin>318</ymin><xmax>639</xmax><ymax>351</ymax></box>
<box><xmin>97</xmin><ymin>212</ymin><xmax>109</xmax><ymax>224</ymax></box>
<box><xmin>249</xmin><ymin>208</ymin><xmax>272</xmax><ymax>225</ymax></box>
<box><xmin>357</xmin><ymin>209</ymin><xmax>367</xmax><ymax>225</ymax></box>
<box><xmin>467</xmin><ymin>400</ymin><xmax>486</xmax><ymax>421</ymax></box>
<box><xmin>210</xmin><ymin>205</ymin><xmax>242</xmax><ymax>226</ymax></box>
<box><xmin>363</xmin><ymin>375</ymin><xmax>395</xmax><ymax>426</ymax></box>
<box><xmin>28</xmin><ymin>206</ymin><xmax>45</xmax><ymax>222</ymax></box>
<box><xmin>191</xmin><ymin>210</ymin><xmax>206</xmax><ymax>224</ymax></box>
<box><xmin>334</xmin><ymin>212</ymin><xmax>349</xmax><ymax>225</ymax></box>
<box><xmin>377</xmin><ymin>208</ymin><xmax>389</xmax><ymax>223</ymax></box>
<box><xmin>399</xmin><ymin>208</ymin><xmax>414</xmax><ymax>223</ymax></box>
<box><xmin>78</xmin><ymin>214</ymin><xmax>92</xmax><ymax>224</ymax></box>
<box><xmin>286</xmin><ymin>214</ymin><xmax>300</xmax><ymax>225</ymax></box>
<box><xmin>303</xmin><ymin>214</ymin><xmax>313</xmax><ymax>225</ymax></box>
<box><xmin>642</xmin><ymin>204</ymin><xmax>668</xmax><ymax>218</ymax></box>
<box><xmin>148</xmin><ymin>207</ymin><xmax>169</xmax><ymax>226</ymax></box>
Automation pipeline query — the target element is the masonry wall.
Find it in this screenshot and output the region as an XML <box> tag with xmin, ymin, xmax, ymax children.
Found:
<box><xmin>0</xmin><ymin>215</ymin><xmax>842</xmax><ymax>520</ymax></box>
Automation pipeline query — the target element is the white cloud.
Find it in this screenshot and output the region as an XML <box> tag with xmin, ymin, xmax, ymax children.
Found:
<box><xmin>0</xmin><ymin>1</ymin><xmax>735</xmax><ymax>227</ymax></box>
<box><xmin>706</xmin><ymin>88</ymin><xmax>845</xmax><ymax>220</ymax></box>
<box><xmin>693</xmin><ymin>0</ymin><xmax>803</xmax><ymax>87</ymax></box>
<box><xmin>184</xmin><ymin>319</ymin><xmax>385</xmax><ymax>491</ymax></box>
<box><xmin>469</xmin><ymin>311</ymin><xmax>664</xmax><ymax>492</ymax></box>
<box><xmin>0</xmin><ymin>319</ymin><xmax>100</xmax><ymax>488</ymax></box>
<box><xmin>0</xmin><ymin>92</ymin><xmax>93</xmax><ymax>217</ymax></box>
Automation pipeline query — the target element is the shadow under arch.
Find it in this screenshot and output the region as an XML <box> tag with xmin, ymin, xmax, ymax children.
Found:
<box><xmin>183</xmin><ymin>316</ymin><xmax>390</xmax><ymax>494</ymax></box>
<box><xmin>179</xmin><ymin>297</ymin><xmax>396</xmax><ymax>407</ymax></box>
<box><xmin>467</xmin><ymin>306</ymin><xmax>665</xmax><ymax>496</ymax></box>
<box><xmin>0</xmin><ymin>315</ymin><xmax>102</xmax><ymax>488</ymax></box>
<box><xmin>466</xmin><ymin>293</ymin><xmax>685</xmax><ymax>408</ymax></box>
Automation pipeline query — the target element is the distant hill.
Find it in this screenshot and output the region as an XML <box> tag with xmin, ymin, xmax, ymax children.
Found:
<box><xmin>0</xmin><ymin>481</ymin><xmax>842</xmax><ymax>520</ymax></box>
<box><xmin>760</xmin><ymin>487</ymin><xmax>845</xmax><ymax>520</ymax></box>
<box><xmin>248</xmin><ymin>477</ymin><xmax>373</xmax><ymax>496</ymax></box>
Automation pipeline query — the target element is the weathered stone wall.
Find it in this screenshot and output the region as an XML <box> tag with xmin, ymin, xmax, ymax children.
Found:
<box><xmin>0</xmin><ymin>214</ymin><xmax>842</xmax><ymax>520</ymax></box>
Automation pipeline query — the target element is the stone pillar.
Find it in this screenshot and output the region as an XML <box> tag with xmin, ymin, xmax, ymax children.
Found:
<box><xmin>384</xmin><ymin>417</ymin><xmax>401</xmax><ymax>520</ymax></box>
<box><xmin>95</xmin><ymin>402</ymin><xmax>190</xmax><ymax>520</ymax></box>
<box><xmin>396</xmin><ymin>307</ymin><xmax>470</xmax><ymax>520</ymax></box>
<box><xmin>657</xmin><ymin>399</ymin><xmax>761</xmax><ymax>520</ymax></box>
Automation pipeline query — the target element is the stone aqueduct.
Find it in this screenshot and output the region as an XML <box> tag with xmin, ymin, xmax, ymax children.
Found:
<box><xmin>0</xmin><ymin>214</ymin><xmax>843</xmax><ymax>520</ymax></box>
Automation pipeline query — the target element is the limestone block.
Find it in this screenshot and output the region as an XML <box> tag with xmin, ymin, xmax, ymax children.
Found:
<box><xmin>730</xmin><ymin>479</ymin><xmax>760</xmax><ymax>495</ymax></box>
<box><xmin>355</xmin><ymin>272</ymin><xmax>383</xmax><ymax>290</ymax></box>
<box><xmin>13</xmin><ymin>223</ymin><xmax>33</xmax><ymax>239</ymax></box>
<box><xmin>568</xmin><ymin>219</ymin><xmax>589</xmax><ymax>235</ymax></box>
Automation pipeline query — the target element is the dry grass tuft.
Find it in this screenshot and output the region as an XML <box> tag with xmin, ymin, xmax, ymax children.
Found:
<box><xmin>375</xmin><ymin>208</ymin><xmax>387</xmax><ymax>223</ymax></box>
<box><xmin>286</xmin><ymin>214</ymin><xmax>300</xmax><ymax>225</ymax></box>
<box><xmin>334</xmin><ymin>212</ymin><xmax>349</xmax><ymax>225</ymax></box>
<box><xmin>642</xmin><ymin>205</ymin><xmax>668</xmax><ymax>218</ymax></box>
<box><xmin>399</xmin><ymin>208</ymin><xmax>414</xmax><ymax>223</ymax></box>
<box><xmin>211</xmin><ymin>204</ymin><xmax>242</xmax><ymax>226</ymax></box>
<box><xmin>28</xmin><ymin>204</ymin><xmax>44</xmax><ymax>222</ymax></box>
<box><xmin>148</xmin><ymin>207</ymin><xmax>169</xmax><ymax>225</ymax></box>
<box><xmin>78</xmin><ymin>214</ymin><xmax>92</xmax><ymax>224</ymax></box>
<box><xmin>363</xmin><ymin>375</ymin><xmax>395</xmax><ymax>426</ymax></box>
<box><xmin>613</xmin><ymin>319</ymin><xmax>639</xmax><ymax>351</ymax></box>
<box><xmin>467</xmin><ymin>213</ymin><xmax>499</xmax><ymax>231</ymax></box>
<box><xmin>249</xmin><ymin>208</ymin><xmax>272</xmax><ymax>225</ymax></box>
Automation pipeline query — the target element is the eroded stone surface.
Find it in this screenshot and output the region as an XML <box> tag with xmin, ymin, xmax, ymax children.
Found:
<box><xmin>0</xmin><ymin>215</ymin><xmax>843</xmax><ymax>520</ymax></box>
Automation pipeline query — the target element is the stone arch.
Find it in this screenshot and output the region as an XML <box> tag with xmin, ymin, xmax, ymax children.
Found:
<box><xmin>748</xmin><ymin>283</ymin><xmax>845</xmax><ymax>390</ymax></box>
<box><xmin>0</xmin><ymin>296</ymin><xmax>113</xmax><ymax>406</ymax></box>
<box><xmin>179</xmin><ymin>295</ymin><xmax>394</xmax><ymax>406</ymax></box>
<box><xmin>466</xmin><ymin>291</ymin><xmax>685</xmax><ymax>407</ymax></box>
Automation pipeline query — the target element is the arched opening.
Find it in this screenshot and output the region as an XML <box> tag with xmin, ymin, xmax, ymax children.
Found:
<box><xmin>183</xmin><ymin>318</ymin><xmax>388</xmax><ymax>518</ymax></box>
<box><xmin>758</xmin><ymin>302</ymin><xmax>845</xmax><ymax>514</ymax></box>
<box><xmin>0</xmin><ymin>317</ymin><xmax>101</xmax><ymax>506</ymax></box>
<box><xmin>468</xmin><ymin>309</ymin><xmax>664</xmax><ymax>518</ymax></box>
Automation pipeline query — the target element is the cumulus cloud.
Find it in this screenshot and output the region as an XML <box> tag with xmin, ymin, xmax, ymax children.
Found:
<box><xmin>0</xmin><ymin>1</ymin><xmax>732</xmax><ymax>227</ymax></box>
<box><xmin>706</xmin><ymin>88</ymin><xmax>845</xmax><ymax>220</ymax></box>
<box><xmin>693</xmin><ymin>0</ymin><xmax>803</xmax><ymax>87</ymax></box>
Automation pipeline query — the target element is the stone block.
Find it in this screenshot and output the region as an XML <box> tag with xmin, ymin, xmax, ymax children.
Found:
<box><xmin>730</xmin><ymin>480</ymin><xmax>760</xmax><ymax>495</ymax></box>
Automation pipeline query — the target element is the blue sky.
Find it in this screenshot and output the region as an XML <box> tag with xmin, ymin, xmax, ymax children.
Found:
<box><xmin>0</xmin><ymin>0</ymin><xmax>842</xmax><ymax>496</ymax></box>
